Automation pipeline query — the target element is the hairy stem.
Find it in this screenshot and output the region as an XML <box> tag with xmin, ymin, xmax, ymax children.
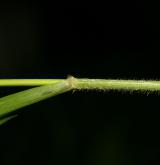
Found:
<box><xmin>1</xmin><ymin>77</ymin><xmax>160</xmax><ymax>92</ymax></box>
<box><xmin>74</xmin><ymin>79</ymin><xmax>160</xmax><ymax>91</ymax></box>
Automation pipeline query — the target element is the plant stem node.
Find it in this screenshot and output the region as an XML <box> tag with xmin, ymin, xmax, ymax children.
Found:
<box><xmin>67</xmin><ymin>75</ymin><xmax>77</xmax><ymax>89</ymax></box>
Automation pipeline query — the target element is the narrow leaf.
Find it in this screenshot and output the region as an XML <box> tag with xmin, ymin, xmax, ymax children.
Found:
<box><xmin>0</xmin><ymin>81</ymin><xmax>71</xmax><ymax>118</ymax></box>
<box><xmin>0</xmin><ymin>115</ymin><xmax>18</xmax><ymax>126</ymax></box>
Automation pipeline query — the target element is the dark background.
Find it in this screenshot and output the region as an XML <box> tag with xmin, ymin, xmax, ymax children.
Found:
<box><xmin>0</xmin><ymin>1</ymin><xmax>160</xmax><ymax>165</ymax></box>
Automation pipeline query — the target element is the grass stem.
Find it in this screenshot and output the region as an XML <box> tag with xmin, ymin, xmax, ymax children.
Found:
<box><xmin>1</xmin><ymin>77</ymin><xmax>160</xmax><ymax>92</ymax></box>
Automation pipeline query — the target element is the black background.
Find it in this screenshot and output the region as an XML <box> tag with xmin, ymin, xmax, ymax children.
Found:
<box><xmin>0</xmin><ymin>1</ymin><xmax>160</xmax><ymax>165</ymax></box>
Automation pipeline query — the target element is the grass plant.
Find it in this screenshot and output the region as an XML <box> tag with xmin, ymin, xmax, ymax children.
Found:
<box><xmin>1</xmin><ymin>76</ymin><xmax>160</xmax><ymax>125</ymax></box>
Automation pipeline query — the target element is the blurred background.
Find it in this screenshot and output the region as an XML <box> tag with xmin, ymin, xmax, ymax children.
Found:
<box><xmin>0</xmin><ymin>1</ymin><xmax>160</xmax><ymax>165</ymax></box>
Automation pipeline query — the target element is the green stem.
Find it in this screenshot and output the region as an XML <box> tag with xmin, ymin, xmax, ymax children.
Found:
<box><xmin>0</xmin><ymin>79</ymin><xmax>63</xmax><ymax>86</ymax></box>
<box><xmin>1</xmin><ymin>77</ymin><xmax>160</xmax><ymax>91</ymax></box>
<box><xmin>74</xmin><ymin>79</ymin><xmax>160</xmax><ymax>91</ymax></box>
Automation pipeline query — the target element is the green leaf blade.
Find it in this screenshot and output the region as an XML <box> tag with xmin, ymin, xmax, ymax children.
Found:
<box><xmin>0</xmin><ymin>115</ymin><xmax>18</xmax><ymax>126</ymax></box>
<box><xmin>0</xmin><ymin>80</ymin><xmax>71</xmax><ymax>118</ymax></box>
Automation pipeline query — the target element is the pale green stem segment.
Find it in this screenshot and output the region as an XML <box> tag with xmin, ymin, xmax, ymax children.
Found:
<box><xmin>0</xmin><ymin>80</ymin><xmax>72</xmax><ymax>119</ymax></box>
<box><xmin>74</xmin><ymin>79</ymin><xmax>160</xmax><ymax>91</ymax></box>
<box><xmin>1</xmin><ymin>77</ymin><xmax>160</xmax><ymax>91</ymax></box>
